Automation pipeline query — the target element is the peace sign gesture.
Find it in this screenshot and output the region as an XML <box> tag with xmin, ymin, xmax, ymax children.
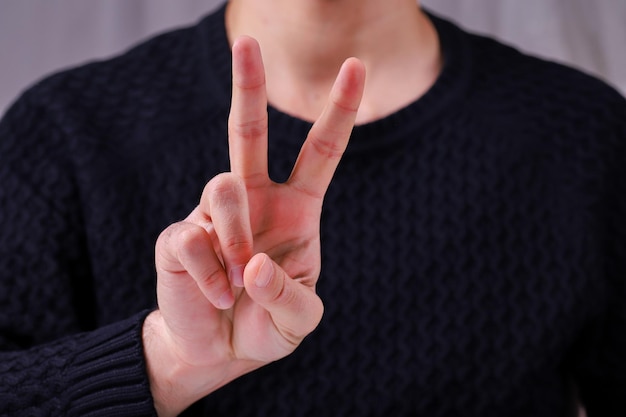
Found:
<box><xmin>145</xmin><ymin>36</ymin><xmax>365</xmax><ymax>416</ymax></box>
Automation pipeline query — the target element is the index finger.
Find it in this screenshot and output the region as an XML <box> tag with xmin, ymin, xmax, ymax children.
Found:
<box><xmin>228</xmin><ymin>36</ymin><xmax>269</xmax><ymax>184</ymax></box>
<box><xmin>288</xmin><ymin>58</ymin><xmax>366</xmax><ymax>198</ymax></box>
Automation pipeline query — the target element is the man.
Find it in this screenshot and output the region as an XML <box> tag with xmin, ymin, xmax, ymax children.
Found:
<box><xmin>1</xmin><ymin>0</ymin><xmax>624</xmax><ymax>416</ymax></box>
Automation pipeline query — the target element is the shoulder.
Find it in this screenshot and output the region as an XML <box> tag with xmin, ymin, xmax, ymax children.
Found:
<box><xmin>427</xmin><ymin>10</ymin><xmax>625</xmax><ymax>138</ymax></box>
<box><xmin>6</xmin><ymin>3</ymin><xmax>233</xmax><ymax>139</ymax></box>
<box><xmin>0</xmin><ymin>9</ymin><xmax>234</xmax><ymax>180</ymax></box>
<box><xmin>430</xmin><ymin>14</ymin><xmax>626</xmax><ymax>198</ymax></box>
<box><xmin>434</xmin><ymin>19</ymin><xmax>626</xmax><ymax>158</ymax></box>
<box><xmin>0</xmin><ymin>10</ymin><xmax>230</xmax><ymax>198</ymax></box>
<box><xmin>17</xmin><ymin>22</ymin><xmax>204</xmax><ymax>122</ymax></box>
<box><xmin>461</xmin><ymin>26</ymin><xmax>626</xmax><ymax>125</ymax></box>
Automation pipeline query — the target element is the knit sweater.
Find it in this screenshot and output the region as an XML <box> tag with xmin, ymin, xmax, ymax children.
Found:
<box><xmin>1</xmin><ymin>4</ymin><xmax>625</xmax><ymax>416</ymax></box>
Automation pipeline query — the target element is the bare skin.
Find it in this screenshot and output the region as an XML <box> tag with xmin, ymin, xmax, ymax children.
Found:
<box><xmin>226</xmin><ymin>0</ymin><xmax>442</xmax><ymax>123</ymax></box>
<box><xmin>143</xmin><ymin>1</ymin><xmax>442</xmax><ymax>415</ymax></box>
<box><xmin>144</xmin><ymin>37</ymin><xmax>365</xmax><ymax>416</ymax></box>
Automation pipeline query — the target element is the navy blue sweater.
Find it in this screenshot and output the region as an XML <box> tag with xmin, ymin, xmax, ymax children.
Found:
<box><xmin>1</xmin><ymin>4</ymin><xmax>625</xmax><ymax>416</ymax></box>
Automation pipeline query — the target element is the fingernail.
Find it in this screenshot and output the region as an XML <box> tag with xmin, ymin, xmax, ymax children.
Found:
<box><xmin>218</xmin><ymin>290</ymin><xmax>234</xmax><ymax>309</ymax></box>
<box><xmin>230</xmin><ymin>265</ymin><xmax>245</xmax><ymax>288</ymax></box>
<box><xmin>255</xmin><ymin>258</ymin><xmax>273</xmax><ymax>288</ymax></box>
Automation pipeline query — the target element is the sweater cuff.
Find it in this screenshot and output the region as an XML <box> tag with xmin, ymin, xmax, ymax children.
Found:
<box><xmin>63</xmin><ymin>310</ymin><xmax>157</xmax><ymax>416</ymax></box>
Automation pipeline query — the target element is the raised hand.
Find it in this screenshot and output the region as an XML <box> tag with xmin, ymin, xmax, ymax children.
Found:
<box><xmin>144</xmin><ymin>36</ymin><xmax>365</xmax><ymax>416</ymax></box>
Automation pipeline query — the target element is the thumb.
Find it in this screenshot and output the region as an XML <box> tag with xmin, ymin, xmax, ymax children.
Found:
<box><xmin>244</xmin><ymin>253</ymin><xmax>324</xmax><ymax>344</ymax></box>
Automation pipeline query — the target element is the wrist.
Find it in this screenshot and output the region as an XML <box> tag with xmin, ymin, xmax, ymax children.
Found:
<box><xmin>142</xmin><ymin>310</ymin><xmax>258</xmax><ymax>416</ymax></box>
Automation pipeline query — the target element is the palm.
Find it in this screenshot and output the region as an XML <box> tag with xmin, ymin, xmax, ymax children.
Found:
<box><xmin>229</xmin><ymin>184</ymin><xmax>323</xmax><ymax>361</ymax></box>
<box><xmin>248</xmin><ymin>184</ymin><xmax>322</xmax><ymax>278</ymax></box>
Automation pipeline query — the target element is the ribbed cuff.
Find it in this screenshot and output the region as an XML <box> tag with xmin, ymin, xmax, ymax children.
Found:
<box><xmin>63</xmin><ymin>310</ymin><xmax>157</xmax><ymax>416</ymax></box>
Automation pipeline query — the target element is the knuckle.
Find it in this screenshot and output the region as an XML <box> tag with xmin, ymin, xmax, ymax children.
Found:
<box><xmin>177</xmin><ymin>225</ymin><xmax>205</xmax><ymax>254</ymax></box>
<box><xmin>207</xmin><ymin>173</ymin><xmax>244</xmax><ymax>201</ymax></box>
<box><xmin>222</xmin><ymin>237</ymin><xmax>253</xmax><ymax>253</ymax></box>
<box><xmin>155</xmin><ymin>223</ymin><xmax>175</xmax><ymax>251</ymax></box>
<box><xmin>202</xmin><ymin>173</ymin><xmax>245</xmax><ymax>209</ymax></box>
<box><xmin>156</xmin><ymin>222</ymin><xmax>184</xmax><ymax>254</ymax></box>
<box><xmin>331</xmin><ymin>93</ymin><xmax>360</xmax><ymax>114</ymax></box>
<box><xmin>200</xmin><ymin>266</ymin><xmax>226</xmax><ymax>289</ymax></box>
<box><xmin>278</xmin><ymin>296</ymin><xmax>323</xmax><ymax>343</ymax></box>
<box><xmin>155</xmin><ymin>222</ymin><xmax>203</xmax><ymax>272</ymax></box>
<box><xmin>308</xmin><ymin>131</ymin><xmax>346</xmax><ymax>160</ymax></box>
<box><xmin>270</xmin><ymin>279</ymin><xmax>295</xmax><ymax>306</ymax></box>
<box><xmin>229</xmin><ymin>116</ymin><xmax>268</xmax><ymax>141</ymax></box>
<box><xmin>175</xmin><ymin>226</ymin><xmax>214</xmax><ymax>268</ymax></box>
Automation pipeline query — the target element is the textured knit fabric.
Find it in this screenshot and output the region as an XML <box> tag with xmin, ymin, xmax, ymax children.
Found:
<box><xmin>1</xmin><ymin>4</ymin><xmax>625</xmax><ymax>416</ymax></box>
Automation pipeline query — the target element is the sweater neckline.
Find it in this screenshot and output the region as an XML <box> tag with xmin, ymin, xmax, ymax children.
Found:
<box><xmin>197</xmin><ymin>4</ymin><xmax>472</xmax><ymax>153</ymax></box>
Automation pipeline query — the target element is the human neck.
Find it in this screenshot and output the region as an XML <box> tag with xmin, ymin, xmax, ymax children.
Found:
<box><xmin>225</xmin><ymin>0</ymin><xmax>442</xmax><ymax>124</ymax></box>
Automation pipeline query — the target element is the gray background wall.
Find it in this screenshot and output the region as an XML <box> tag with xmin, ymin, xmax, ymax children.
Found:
<box><xmin>1</xmin><ymin>0</ymin><xmax>625</xmax><ymax>117</ymax></box>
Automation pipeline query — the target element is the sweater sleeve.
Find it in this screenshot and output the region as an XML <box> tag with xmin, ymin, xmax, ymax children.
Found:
<box><xmin>0</xmin><ymin>93</ymin><xmax>157</xmax><ymax>416</ymax></box>
<box><xmin>571</xmin><ymin>95</ymin><xmax>626</xmax><ymax>416</ymax></box>
<box><xmin>0</xmin><ymin>312</ymin><xmax>155</xmax><ymax>416</ymax></box>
